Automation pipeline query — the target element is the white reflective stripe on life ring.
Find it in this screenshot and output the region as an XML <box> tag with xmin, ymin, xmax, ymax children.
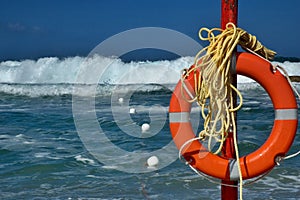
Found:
<box><xmin>275</xmin><ymin>109</ymin><xmax>298</xmax><ymax>120</ymax></box>
<box><xmin>169</xmin><ymin>112</ymin><xmax>190</xmax><ymax>123</ymax></box>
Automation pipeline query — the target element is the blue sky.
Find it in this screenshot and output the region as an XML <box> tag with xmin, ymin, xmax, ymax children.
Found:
<box><xmin>0</xmin><ymin>0</ymin><xmax>299</xmax><ymax>61</ymax></box>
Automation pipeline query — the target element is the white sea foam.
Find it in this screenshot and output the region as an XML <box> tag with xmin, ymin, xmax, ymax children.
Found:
<box><xmin>34</xmin><ymin>152</ymin><xmax>51</xmax><ymax>158</ymax></box>
<box><xmin>75</xmin><ymin>155</ymin><xmax>95</xmax><ymax>165</ymax></box>
<box><xmin>0</xmin><ymin>55</ymin><xmax>299</xmax><ymax>96</ymax></box>
<box><xmin>0</xmin><ymin>55</ymin><xmax>192</xmax><ymax>84</ymax></box>
<box><xmin>102</xmin><ymin>165</ymin><xmax>119</xmax><ymax>170</ymax></box>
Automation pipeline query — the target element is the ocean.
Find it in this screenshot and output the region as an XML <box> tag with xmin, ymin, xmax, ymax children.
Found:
<box><xmin>0</xmin><ymin>55</ymin><xmax>299</xmax><ymax>199</ymax></box>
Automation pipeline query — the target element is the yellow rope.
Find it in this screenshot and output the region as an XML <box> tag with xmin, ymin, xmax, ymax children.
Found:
<box><xmin>181</xmin><ymin>22</ymin><xmax>276</xmax><ymax>200</ymax></box>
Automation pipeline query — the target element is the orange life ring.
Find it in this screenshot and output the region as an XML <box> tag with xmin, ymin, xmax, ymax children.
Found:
<box><xmin>169</xmin><ymin>52</ymin><xmax>298</xmax><ymax>181</ymax></box>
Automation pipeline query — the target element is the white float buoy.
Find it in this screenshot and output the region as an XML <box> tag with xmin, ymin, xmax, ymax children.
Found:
<box><xmin>118</xmin><ymin>97</ymin><xmax>124</xmax><ymax>104</ymax></box>
<box><xmin>129</xmin><ymin>108</ymin><xmax>136</xmax><ymax>114</ymax></box>
<box><xmin>141</xmin><ymin>123</ymin><xmax>150</xmax><ymax>133</ymax></box>
<box><xmin>147</xmin><ymin>156</ymin><xmax>159</xmax><ymax>167</ymax></box>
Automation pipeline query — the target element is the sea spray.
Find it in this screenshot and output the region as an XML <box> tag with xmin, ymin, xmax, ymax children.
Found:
<box><xmin>0</xmin><ymin>55</ymin><xmax>300</xmax><ymax>96</ymax></box>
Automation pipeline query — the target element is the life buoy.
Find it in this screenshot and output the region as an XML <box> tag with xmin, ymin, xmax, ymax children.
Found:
<box><xmin>169</xmin><ymin>52</ymin><xmax>298</xmax><ymax>181</ymax></box>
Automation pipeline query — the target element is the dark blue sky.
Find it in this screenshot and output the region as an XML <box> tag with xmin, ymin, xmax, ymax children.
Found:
<box><xmin>0</xmin><ymin>0</ymin><xmax>299</xmax><ymax>61</ymax></box>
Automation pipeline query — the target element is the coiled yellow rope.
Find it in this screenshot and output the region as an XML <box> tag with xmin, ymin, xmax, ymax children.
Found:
<box><xmin>181</xmin><ymin>22</ymin><xmax>276</xmax><ymax>200</ymax></box>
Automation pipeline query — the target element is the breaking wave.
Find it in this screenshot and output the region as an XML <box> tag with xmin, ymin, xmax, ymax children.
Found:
<box><xmin>0</xmin><ymin>55</ymin><xmax>299</xmax><ymax>96</ymax></box>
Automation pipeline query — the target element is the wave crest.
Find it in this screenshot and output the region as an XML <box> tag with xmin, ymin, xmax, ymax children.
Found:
<box><xmin>1</xmin><ymin>55</ymin><xmax>299</xmax><ymax>96</ymax></box>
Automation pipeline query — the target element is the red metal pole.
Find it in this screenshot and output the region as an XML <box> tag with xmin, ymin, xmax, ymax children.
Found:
<box><xmin>221</xmin><ymin>0</ymin><xmax>238</xmax><ymax>200</ymax></box>
<box><xmin>221</xmin><ymin>0</ymin><xmax>238</xmax><ymax>28</ymax></box>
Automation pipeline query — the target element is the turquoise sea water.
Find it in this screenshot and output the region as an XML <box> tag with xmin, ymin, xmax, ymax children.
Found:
<box><xmin>0</xmin><ymin>83</ymin><xmax>299</xmax><ymax>200</ymax></box>
<box><xmin>0</xmin><ymin>56</ymin><xmax>300</xmax><ymax>199</ymax></box>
